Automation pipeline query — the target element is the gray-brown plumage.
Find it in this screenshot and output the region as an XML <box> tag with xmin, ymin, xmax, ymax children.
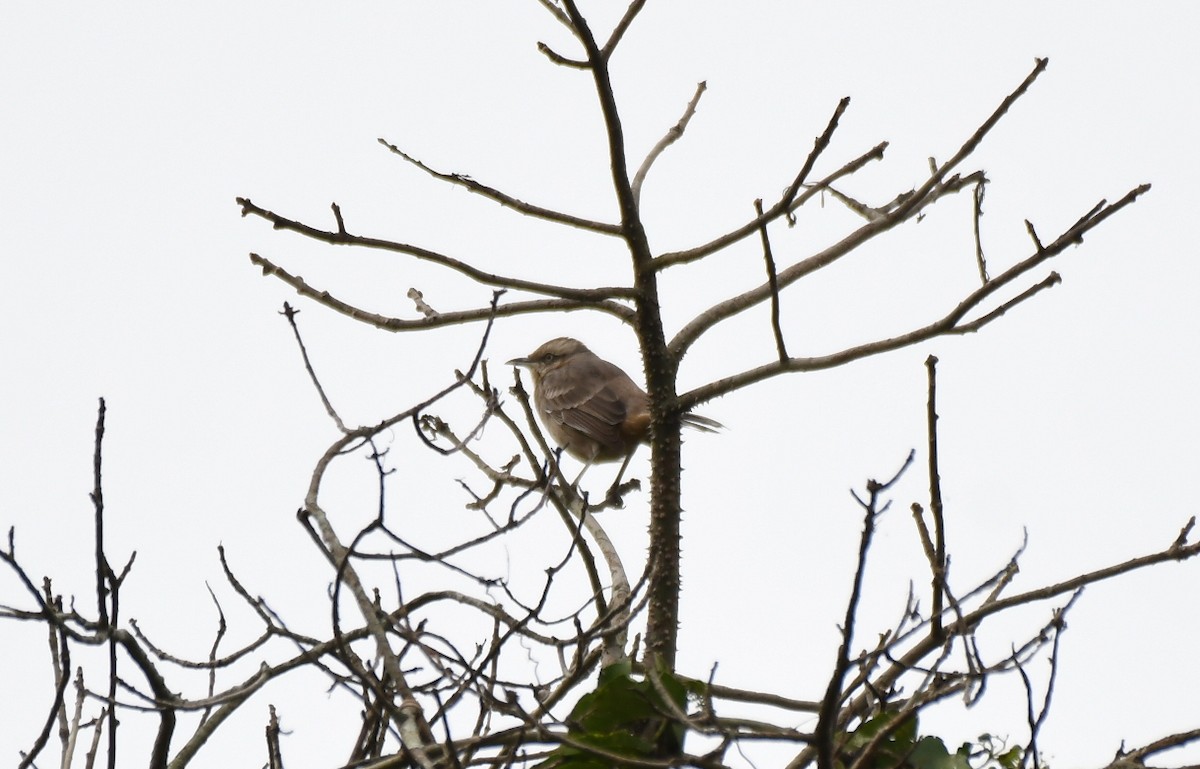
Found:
<box><xmin>507</xmin><ymin>338</ymin><xmax>721</xmax><ymax>468</ymax></box>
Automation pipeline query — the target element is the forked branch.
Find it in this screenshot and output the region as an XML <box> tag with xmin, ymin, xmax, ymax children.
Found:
<box><xmin>238</xmin><ymin>198</ymin><xmax>635</xmax><ymax>303</ymax></box>
<box><xmin>678</xmin><ymin>184</ymin><xmax>1149</xmax><ymax>411</ymax></box>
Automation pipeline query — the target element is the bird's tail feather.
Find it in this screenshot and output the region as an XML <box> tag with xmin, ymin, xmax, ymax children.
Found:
<box><xmin>682</xmin><ymin>412</ymin><xmax>723</xmax><ymax>433</ymax></box>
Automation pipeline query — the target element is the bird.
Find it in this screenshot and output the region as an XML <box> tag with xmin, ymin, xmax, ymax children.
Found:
<box><xmin>507</xmin><ymin>337</ymin><xmax>721</xmax><ymax>485</ymax></box>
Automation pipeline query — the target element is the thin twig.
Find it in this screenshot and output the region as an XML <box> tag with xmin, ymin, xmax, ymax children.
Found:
<box><xmin>631</xmin><ymin>81</ymin><xmax>706</xmax><ymax>207</ymax></box>
<box><xmin>282</xmin><ymin>302</ymin><xmax>348</xmax><ymax>433</ymax></box>
<box><xmin>536</xmin><ymin>41</ymin><xmax>587</xmax><ymax>68</ymax></box>
<box><xmin>17</xmin><ymin>626</ymin><xmax>70</xmax><ymax>769</ymax></box>
<box><xmin>533</xmin><ymin>0</ymin><xmax>571</xmax><ymax>28</ymax></box>
<box><xmin>655</xmin><ymin>97</ymin><xmax>859</xmax><ymax>270</ymax></box>
<box><xmin>815</xmin><ymin>453</ymin><xmax>915</xmax><ymax>769</ymax></box>
<box><xmin>973</xmin><ymin>177</ymin><xmax>990</xmax><ymax>282</ymax></box>
<box><xmin>755</xmin><ymin>198</ymin><xmax>788</xmax><ymax>362</ymax></box>
<box><xmin>678</xmin><ymin>184</ymin><xmax>1149</xmax><ymax>411</ymax></box>
<box><xmin>249</xmin><ymin>253</ymin><xmax>636</xmax><ymax>329</ymax></box>
<box><xmin>377</xmin><ymin>140</ymin><xmax>619</xmax><ymax>235</ymax></box>
<box><xmin>238</xmin><ymin>197</ymin><xmax>634</xmax><ymax>302</ymax></box>
<box><xmin>1105</xmin><ymin>728</ymin><xmax>1200</xmax><ymax>768</ymax></box>
<box><xmin>601</xmin><ymin>0</ymin><xmax>647</xmax><ymax>59</ymax></box>
<box><xmin>91</xmin><ymin>398</ymin><xmax>109</xmax><ymax>626</ymax></box>
<box><xmin>924</xmin><ymin>355</ymin><xmax>946</xmax><ymax>637</ymax></box>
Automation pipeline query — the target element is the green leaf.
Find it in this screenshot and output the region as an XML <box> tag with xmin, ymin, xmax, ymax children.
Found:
<box><xmin>997</xmin><ymin>745</ymin><xmax>1024</xmax><ymax>769</ymax></box>
<box><xmin>535</xmin><ymin>663</ymin><xmax>688</xmax><ymax>769</ymax></box>
<box><xmin>909</xmin><ymin>736</ymin><xmax>971</xmax><ymax>769</ymax></box>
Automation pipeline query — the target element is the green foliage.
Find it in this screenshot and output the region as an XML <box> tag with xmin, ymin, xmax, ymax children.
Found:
<box><xmin>534</xmin><ymin>672</ymin><xmax>1030</xmax><ymax>769</ymax></box>
<box><xmin>535</xmin><ymin>661</ymin><xmax>689</xmax><ymax>769</ymax></box>
<box><xmin>841</xmin><ymin>713</ymin><xmax>1027</xmax><ymax>769</ymax></box>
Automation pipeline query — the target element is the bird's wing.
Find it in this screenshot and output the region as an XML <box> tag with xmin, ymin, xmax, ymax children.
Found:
<box><xmin>539</xmin><ymin>357</ymin><xmax>646</xmax><ymax>453</ymax></box>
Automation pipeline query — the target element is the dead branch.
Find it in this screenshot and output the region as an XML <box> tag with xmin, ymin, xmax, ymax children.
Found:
<box><xmin>377</xmin><ymin>139</ymin><xmax>621</xmax><ymax>235</ymax></box>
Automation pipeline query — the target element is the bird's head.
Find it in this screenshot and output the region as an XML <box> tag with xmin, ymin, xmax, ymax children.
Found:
<box><xmin>506</xmin><ymin>337</ymin><xmax>589</xmax><ymax>380</ymax></box>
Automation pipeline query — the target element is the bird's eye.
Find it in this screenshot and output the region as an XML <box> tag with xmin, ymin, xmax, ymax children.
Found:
<box><xmin>542</xmin><ymin>353</ymin><xmax>557</xmax><ymax>362</ymax></box>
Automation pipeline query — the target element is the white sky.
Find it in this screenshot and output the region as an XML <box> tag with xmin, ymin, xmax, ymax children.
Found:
<box><xmin>2</xmin><ymin>2</ymin><xmax>1198</xmax><ymax>767</ymax></box>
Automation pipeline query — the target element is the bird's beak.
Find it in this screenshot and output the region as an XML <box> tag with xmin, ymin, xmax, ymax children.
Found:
<box><xmin>507</xmin><ymin>356</ymin><xmax>532</xmax><ymax>367</ymax></box>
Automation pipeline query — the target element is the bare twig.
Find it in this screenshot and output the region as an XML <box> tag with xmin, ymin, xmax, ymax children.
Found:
<box><xmin>281</xmin><ymin>302</ymin><xmax>348</xmax><ymax>433</ymax></box>
<box><xmin>755</xmin><ymin>198</ymin><xmax>788</xmax><ymax>362</ymax></box>
<box><xmin>924</xmin><ymin>355</ymin><xmax>946</xmax><ymax>637</ymax></box>
<box><xmin>973</xmin><ymin>177</ymin><xmax>990</xmax><ymax>282</ymax></box>
<box><xmin>1025</xmin><ymin>219</ymin><xmax>1045</xmax><ymax>252</ymax></box>
<box><xmin>669</xmin><ymin>58</ymin><xmax>1055</xmax><ymax>361</ymax></box>
<box><xmin>17</xmin><ymin>626</ymin><xmax>70</xmax><ymax>769</ymax></box>
<box><xmin>91</xmin><ymin>398</ymin><xmax>109</xmax><ymax>626</ymax></box>
<box><xmin>678</xmin><ymin>184</ymin><xmax>1149</xmax><ymax>411</ymax></box>
<box><xmin>815</xmin><ymin>453</ymin><xmax>915</xmax><ymax>769</ymax></box>
<box><xmin>1105</xmin><ymin>728</ymin><xmax>1200</xmax><ymax>769</ymax></box>
<box><xmin>238</xmin><ymin>198</ymin><xmax>635</xmax><ymax>302</ymax></box>
<box><xmin>601</xmin><ymin>0</ymin><xmax>647</xmax><ymax>59</ymax></box>
<box><xmin>533</xmin><ymin>0</ymin><xmax>571</xmax><ymax>28</ymax></box>
<box><xmin>667</xmin><ymin>169</ymin><xmax>979</xmax><ymax>361</ymax></box>
<box><xmin>293</xmin><ymin>295</ymin><xmax>506</xmax><ymax>769</ymax></box>
<box><xmin>249</xmin><ymin>253</ymin><xmax>636</xmax><ymax>329</ymax></box>
<box><xmin>377</xmin><ymin>139</ymin><xmax>620</xmax><ymax>235</ymax></box>
<box><xmin>1023</xmin><ymin>598</ymin><xmax>1073</xmax><ymax>769</ymax></box>
<box><xmin>536</xmin><ymin>41</ymin><xmax>587</xmax><ymax>68</ymax></box>
<box><xmin>655</xmin><ymin>97</ymin><xmax>860</xmax><ymax>270</ymax></box>
<box><xmin>265</xmin><ymin>705</ymin><xmax>285</xmax><ymax>769</ymax></box>
<box><xmin>631</xmin><ymin>82</ymin><xmax>707</xmax><ymax>207</ymax></box>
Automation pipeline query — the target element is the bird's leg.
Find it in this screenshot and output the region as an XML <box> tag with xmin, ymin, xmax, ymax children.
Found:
<box><xmin>603</xmin><ymin>450</ymin><xmax>638</xmax><ymax>508</ymax></box>
<box><xmin>612</xmin><ymin>451</ymin><xmax>634</xmax><ymax>488</ymax></box>
<box><xmin>544</xmin><ymin>449</ymin><xmax>585</xmax><ymax>507</ymax></box>
<box><xmin>571</xmin><ymin>459</ymin><xmax>594</xmax><ymax>488</ymax></box>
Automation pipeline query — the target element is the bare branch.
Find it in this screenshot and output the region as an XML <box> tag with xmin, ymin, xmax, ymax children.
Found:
<box><xmin>536</xmin><ymin>41</ymin><xmax>587</xmax><ymax>68</ymax></box>
<box><xmin>248</xmin><ymin>253</ymin><xmax>636</xmax><ymax>329</ymax></box>
<box><xmin>534</xmin><ymin>0</ymin><xmax>571</xmax><ymax>28</ymax></box>
<box><xmin>949</xmin><ymin>272</ymin><xmax>1061</xmax><ymax>335</ymax></box>
<box><xmin>237</xmin><ymin>198</ymin><xmax>635</xmax><ymax>302</ymax></box>
<box><xmin>655</xmin><ymin>97</ymin><xmax>864</xmax><ymax>270</ymax></box>
<box><xmin>1104</xmin><ymin>728</ymin><xmax>1200</xmax><ymax>769</ymax></box>
<box><xmin>816</xmin><ymin>454</ymin><xmax>914</xmax><ymax>769</ymax></box>
<box><xmin>908</xmin><ymin>58</ymin><xmax>1049</xmax><ymax>221</ymax></box>
<box><xmin>678</xmin><ymin>184</ymin><xmax>1149</xmax><ymax>411</ymax></box>
<box><xmin>601</xmin><ymin>0</ymin><xmax>647</xmax><ymax>58</ymax></box>
<box><xmin>834</xmin><ymin>521</ymin><xmax>1200</xmax><ymax>747</ymax></box>
<box><xmin>669</xmin><ymin>58</ymin><xmax>1054</xmax><ymax>360</ymax></box>
<box><xmin>1025</xmin><ymin>219</ymin><xmax>1045</xmax><ymax>252</ymax></box>
<box><xmin>91</xmin><ymin>398</ymin><xmax>110</xmax><ymax>627</ymax></box>
<box><xmin>924</xmin><ymin>355</ymin><xmax>947</xmax><ymax>638</ymax></box>
<box><xmin>670</xmin><ymin>166</ymin><xmax>983</xmax><ymax>359</ymax></box>
<box><xmin>973</xmin><ymin>177</ymin><xmax>990</xmax><ymax>282</ymax></box>
<box><xmin>631</xmin><ymin>81</ymin><xmax>707</xmax><ymax>207</ymax></box>
<box><xmin>691</xmin><ymin>680</ymin><xmax>821</xmax><ymax>714</ymax></box>
<box><xmin>1023</xmin><ymin>599</ymin><xmax>1072</xmax><ymax>769</ymax></box>
<box><xmin>754</xmin><ymin>198</ymin><xmax>788</xmax><ymax>362</ymax></box>
<box><xmin>17</xmin><ymin>626</ymin><xmax>69</xmax><ymax>769</ymax></box>
<box><xmin>293</xmin><ymin>299</ymin><xmax>506</xmax><ymax>769</ymax></box>
<box><xmin>817</xmin><ymin>184</ymin><xmax>892</xmax><ymax>222</ymax></box>
<box><xmin>265</xmin><ymin>705</ymin><xmax>284</xmax><ymax>769</ymax></box>
<box><xmin>281</xmin><ymin>302</ymin><xmax>348</xmax><ymax>433</ymax></box>
<box><xmin>378</xmin><ymin>139</ymin><xmax>621</xmax><ymax>235</ymax></box>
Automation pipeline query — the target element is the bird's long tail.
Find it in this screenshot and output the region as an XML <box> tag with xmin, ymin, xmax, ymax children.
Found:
<box><xmin>682</xmin><ymin>412</ymin><xmax>723</xmax><ymax>433</ymax></box>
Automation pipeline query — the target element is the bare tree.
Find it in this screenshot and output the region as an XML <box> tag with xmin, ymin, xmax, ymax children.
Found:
<box><xmin>3</xmin><ymin>4</ymin><xmax>1198</xmax><ymax>769</ymax></box>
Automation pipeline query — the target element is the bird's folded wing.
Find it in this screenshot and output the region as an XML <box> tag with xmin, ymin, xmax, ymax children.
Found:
<box><xmin>539</xmin><ymin>358</ymin><xmax>639</xmax><ymax>453</ymax></box>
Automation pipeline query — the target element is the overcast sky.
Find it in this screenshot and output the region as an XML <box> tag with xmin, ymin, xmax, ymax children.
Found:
<box><xmin>2</xmin><ymin>3</ymin><xmax>1199</xmax><ymax>767</ymax></box>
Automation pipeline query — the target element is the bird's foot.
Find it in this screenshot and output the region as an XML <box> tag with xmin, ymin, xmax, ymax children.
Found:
<box><xmin>602</xmin><ymin>478</ymin><xmax>641</xmax><ymax>509</ymax></box>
